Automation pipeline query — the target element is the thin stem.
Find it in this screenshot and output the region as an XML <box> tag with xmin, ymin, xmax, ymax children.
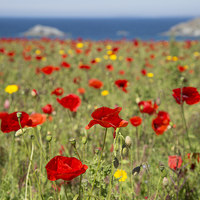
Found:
<box><xmin>25</xmin><ymin>140</ymin><xmax>34</xmax><ymax>200</ymax></box>
<box><xmin>136</xmin><ymin>126</ymin><xmax>139</xmax><ymax>163</ymax></box>
<box><xmin>154</xmin><ymin>175</ymin><xmax>162</xmax><ymax>200</ymax></box>
<box><xmin>88</xmin><ymin>128</ymin><xmax>107</xmax><ymax>200</ymax></box>
<box><xmin>64</xmin><ymin>181</ymin><xmax>69</xmax><ymax>200</ymax></box>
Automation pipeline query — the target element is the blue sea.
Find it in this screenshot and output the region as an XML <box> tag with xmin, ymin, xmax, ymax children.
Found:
<box><xmin>0</xmin><ymin>17</ymin><xmax>199</xmax><ymax>41</ymax></box>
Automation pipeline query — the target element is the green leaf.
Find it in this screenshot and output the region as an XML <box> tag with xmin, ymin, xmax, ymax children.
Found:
<box><xmin>73</xmin><ymin>194</ymin><xmax>79</xmax><ymax>200</ymax></box>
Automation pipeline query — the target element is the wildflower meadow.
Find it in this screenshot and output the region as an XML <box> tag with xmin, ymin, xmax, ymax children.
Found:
<box><xmin>0</xmin><ymin>37</ymin><xmax>200</xmax><ymax>199</ymax></box>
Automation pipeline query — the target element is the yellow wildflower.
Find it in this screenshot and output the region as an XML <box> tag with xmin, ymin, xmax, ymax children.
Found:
<box><xmin>103</xmin><ymin>55</ymin><xmax>108</xmax><ymax>60</ymax></box>
<box><xmin>184</xmin><ymin>65</ymin><xmax>189</xmax><ymax>69</ymax></box>
<box><xmin>76</xmin><ymin>43</ymin><xmax>84</xmax><ymax>48</ymax></box>
<box><xmin>107</xmin><ymin>50</ymin><xmax>113</xmax><ymax>55</ymax></box>
<box><xmin>35</xmin><ymin>50</ymin><xmax>41</xmax><ymax>55</ymax></box>
<box><xmin>172</xmin><ymin>56</ymin><xmax>178</xmax><ymax>61</ymax></box>
<box><xmin>147</xmin><ymin>73</ymin><xmax>154</xmax><ymax>78</ymax></box>
<box><xmin>42</xmin><ymin>57</ymin><xmax>46</xmax><ymax>61</ymax></box>
<box><xmin>193</xmin><ymin>52</ymin><xmax>199</xmax><ymax>57</ymax></box>
<box><xmin>95</xmin><ymin>57</ymin><xmax>101</xmax><ymax>62</ymax></box>
<box><xmin>166</xmin><ymin>55</ymin><xmax>172</xmax><ymax>61</ymax></box>
<box><xmin>101</xmin><ymin>90</ymin><xmax>109</xmax><ymax>96</ymax></box>
<box><xmin>106</xmin><ymin>45</ymin><xmax>112</xmax><ymax>50</ymax></box>
<box><xmin>114</xmin><ymin>169</ymin><xmax>127</xmax><ymax>182</ymax></box>
<box><xmin>59</xmin><ymin>50</ymin><xmax>65</xmax><ymax>55</ymax></box>
<box><xmin>110</xmin><ymin>54</ymin><xmax>117</xmax><ymax>60</ymax></box>
<box><xmin>5</xmin><ymin>84</ymin><xmax>18</xmax><ymax>94</ymax></box>
<box><xmin>68</xmin><ymin>50</ymin><xmax>73</xmax><ymax>54</ymax></box>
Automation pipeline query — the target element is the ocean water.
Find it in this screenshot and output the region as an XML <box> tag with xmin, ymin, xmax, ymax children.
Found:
<box><xmin>0</xmin><ymin>17</ymin><xmax>199</xmax><ymax>41</ymax></box>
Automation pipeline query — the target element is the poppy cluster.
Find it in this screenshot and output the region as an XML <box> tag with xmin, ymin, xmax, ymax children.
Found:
<box><xmin>138</xmin><ymin>100</ymin><xmax>158</xmax><ymax>115</ymax></box>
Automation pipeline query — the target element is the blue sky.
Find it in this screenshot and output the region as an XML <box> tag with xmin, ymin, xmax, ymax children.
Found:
<box><xmin>0</xmin><ymin>0</ymin><xmax>200</xmax><ymax>17</ymax></box>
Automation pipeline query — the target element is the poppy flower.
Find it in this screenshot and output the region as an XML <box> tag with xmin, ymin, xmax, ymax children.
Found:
<box><xmin>79</xmin><ymin>65</ymin><xmax>91</xmax><ymax>70</ymax></box>
<box><xmin>91</xmin><ymin>59</ymin><xmax>97</xmax><ymax>64</ymax></box>
<box><xmin>187</xmin><ymin>153</ymin><xmax>200</xmax><ymax>170</ymax></box>
<box><xmin>45</xmin><ymin>156</ymin><xmax>88</xmax><ymax>181</ymax></box>
<box><xmin>168</xmin><ymin>155</ymin><xmax>182</xmax><ymax>170</ymax></box>
<box><xmin>126</xmin><ymin>57</ymin><xmax>133</xmax><ymax>62</ymax></box>
<box><xmin>85</xmin><ymin>106</ymin><xmax>128</xmax><ymax>130</ymax></box>
<box><xmin>141</xmin><ymin>69</ymin><xmax>147</xmax><ymax>76</ymax></box>
<box><xmin>152</xmin><ymin>111</ymin><xmax>170</xmax><ymax>135</ymax></box>
<box><xmin>172</xmin><ymin>87</ymin><xmax>200</xmax><ymax>105</ymax></box>
<box><xmin>138</xmin><ymin>100</ymin><xmax>158</xmax><ymax>115</ymax></box>
<box><xmin>61</xmin><ymin>61</ymin><xmax>71</xmax><ymax>68</ymax></box>
<box><xmin>42</xmin><ymin>104</ymin><xmax>53</xmax><ymax>115</ymax></box>
<box><xmin>115</xmin><ymin>79</ymin><xmax>128</xmax><ymax>93</ymax></box>
<box><xmin>1</xmin><ymin>111</ymin><xmax>32</xmax><ymax>133</ymax></box>
<box><xmin>119</xmin><ymin>70</ymin><xmax>125</xmax><ymax>75</ymax></box>
<box><xmin>73</xmin><ymin>76</ymin><xmax>81</xmax><ymax>84</ymax></box>
<box><xmin>28</xmin><ymin>113</ymin><xmax>46</xmax><ymax>127</ymax></box>
<box><xmin>129</xmin><ymin>116</ymin><xmax>142</xmax><ymax>127</ymax></box>
<box><xmin>89</xmin><ymin>79</ymin><xmax>103</xmax><ymax>89</ymax></box>
<box><xmin>57</xmin><ymin>94</ymin><xmax>81</xmax><ymax>112</ymax></box>
<box><xmin>177</xmin><ymin>65</ymin><xmax>186</xmax><ymax>72</ymax></box>
<box><xmin>51</xmin><ymin>88</ymin><xmax>64</xmax><ymax>96</ymax></box>
<box><xmin>77</xmin><ymin>87</ymin><xmax>85</xmax><ymax>95</ymax></box>
<box><xmin>106</xmin><ymin>64</ymin><xmax>114</xmax><ymax>71</ymax></box>
<box><xmin>35</xmin><ymin>55</ymin><xmax>43</xmax><ymax>61</ymax></box>
<box><xmin>0</xmin><ymin>112</ymin><xmax>8</xmax><ymax>120</ymax></box>
<box><xmin>41</xmin><ymin>66</ymin><xmax>58</xmax><ymax>75</ymax></box>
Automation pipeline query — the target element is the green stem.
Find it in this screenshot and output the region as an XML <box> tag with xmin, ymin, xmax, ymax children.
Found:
<box><xmin>154</xmin><ymin>175</ymin><xmax>162</xmax><ymax>200</ymax></box>
<box><xmin>25</xmin><ymin>140</ymin><xmax>34</xmax><ymax>200</ymax></box>
<box><xmin>64</xmin><ymin>181</ymin><xmax>69</xmax><ymax>200</ymax></box>
<box><xmin>88</xmin><ymin>128</ymin><xmax>107</xmax><ymax>200</ymax></box>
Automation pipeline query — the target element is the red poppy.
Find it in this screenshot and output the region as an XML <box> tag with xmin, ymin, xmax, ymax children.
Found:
<box><xmin>129</xmin><ymin>116</ymin><xmax>142</xmax><ymax>127</ymax></box>
<box><xmin>79</xmin><ymin>65</ymin><xmax>91</xmax><ymax>70</ymax></box>
<box><xmin>61</xmin><ymin>61</ymin><xmax>71</xmax><ymax>68</ymax></box>
<box><xmin>141</xmin><ymin>69</ymin><xmax>147</xmax><ymax>76</ymax></box>
<box><xmin>152</xmin><ymin>111</ymin><xmax>170</xmax><ymax>135</ymax></box>
<box><xmin>42</xmin><ymin>104</ymin><xmax>53</xmax><ymax>114</ymax></box>
<box><xmin>1</xmin><ymin>111</ymin><xmax>32</xmax><ymax>133</ymax></box>
<box><xmin>45</xmin><ymin>156</ymin><xmax>88</xmax><ymax>181</ymax></box>
<box><xmin>7</xmin><ymin>51</ymin><xmax>15</xmax><ymax>57</ymax></box>
<box><xmin>35</xmin><ymin>67</ymin><xmax>41</xmax><ymax>75</ymax></box>
<box><xmin>115</xmin><ymin>79</ymin><xmax>128</xmax><ymax>93</ymax></box>
<box><xmin>0</xmin><ymin>112</ymin><xmax>8</xmax><ymax>120</ymax></box>
<box><xmin>77</xmin><ymin>87</ymin><xmax>85</xmax><ymax>95</ymax></box>
<box><xmin>0</xmin><ymin>48</ymin><xmax>5</xmax><ymax>54</ymax></box>
<box><xmin>76</xmin><ymin>49</ymin><xmax>82</xmax><ymax>54</ymax></box>
<box><xmin>126</xmin><ymin>57</ymin><xmax>133</xmax><ymax>62</ymax></box>
<box><xmin>35</xmin><ymin>55</ymin><xmax>43</xmax><ymax>61</ymax></box>
<box><xmin>138</xmin><ymin>100</ymin><xmax>158</xmax><ymax>115</ymax></box>
<box><xmin>57</xmin><ymin>94</ymin><xmax>81</xmax><ymax>112</ymax></box>
<box><xmin>168</xmin><ymin>155</ymin><xmax>182</xmax><ymax>170</ymax></box>
<box><xmin>187</xmin><ymin>153</ymin><xmax>200</xmax><ymax>169</ymax></box>
<box><xmin>51</xmin><ymin>88</ymin><xmax>64</xmax><ymax>96</ymax></box>
<box><xmin>85</xmin><ymin>107</ymin><xmax>128</xmax><ymax>130</ymax></box>
<box><xmin>112</xmin><ymin>47</ymin><xmax>119</xmax><ymax>52</ymax></box>
<box><xmin>89</xmin><ymin>79</ymin><xmax>103</xmax><ymax>89</ymax></box>
<box><xmin>172</xmin><ymin>87</ymin><xmax>200</xmax><ymax>105</ymax></box>
<box><xmin>118</xmin><ymin>70</ymin><xmax>125</xmax><ymax>75</ymax></box>
<box><xmin>97</xmin><ymin>48</ymin><xmax>102</xmax><ymax>52</ymax></box>
<box><xmin>106</xmin><ymin>64</ymin><xmax>114</xmax><ymax>71</ymax></box>
<box><xmin>177</xmin><ymin>65</ymin><xmax>186</xmax><ymax>72</ymax></box>
<box><xmin>28</xmin><ymin>113</ymin><xmax>46</xmax><ymax>127</ymax></box>
<box><xmin>41</xmin><ymin>66</ymin><xmax>59</xmax><ymax>75</ymax></box>
<box><xmin>31</xmin><ymin>89</ymin><xmax>38</xmax><ymax>97</ymax></box>
<box><xmin>73</xmin><ymin>76</ymin><xmax>81</xmax><ymax>84</ymax></box>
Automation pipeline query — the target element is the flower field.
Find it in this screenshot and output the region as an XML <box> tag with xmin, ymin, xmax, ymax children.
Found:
<box><xmin>0</xmin><ymin>37</ymin><xmax>200</xmax><ymax>199</ymax></box>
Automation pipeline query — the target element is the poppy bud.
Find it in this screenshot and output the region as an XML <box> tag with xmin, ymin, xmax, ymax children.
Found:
<box><xmin>69</xmin><ymin>137</ymin><xmax>76</xmax><ymax>147</ymax></box>
<box><xmin>113</xmin><ymin>157</ymin><xmax>119</xmax><ymax>169</ymax></box>
<box><xmin>169</xmin><ymin>122</ymin><xmax>174</xmax><ymax>127</ymax></box>
<box><xmin>82</xmin><ymin>136</ymin><xmax>87</xmax><ymax>145</ymax></box>
<box><xmin>31</xmin><ymin>135</ymin><xmax>35</xmax><ymax>140</ymax></box>
<box><xmin>37</xmin><ymin>125</ymin><xmax>42</xmax><ymax>131</ymax></box>
<box><xmin>46</xmin><ymin>132</ymin><xmax>52</xmax><ymax>142</ymax></box>
<box><xmin>31</xmin><ymin>89</ymin><xmax>37</xmax><ymax>97</ymax></box>
<box><xmin>135</xmin><ymin>97</ymin><xmax>140</xmax><ymax>104</ymax></box>
<box><xmin>94</xmin><ymin>148</ymin><xmax>100</xmax><ymax>155</ymax></box>
<box><xmin>156</xmin><ymin>97</ymin><xmax>161</xmax><ymax>106</ymax></box>
<box><xmin>15</xmin><ymin>128</ymin><xmax>27</xmax><ymax>137</ymax></box>
<box><xmin>159</xmin><ymin>162</ymin><xmax>165</xmax><ymax>172</ymax></box>
<box><xmin>132</xmin><ymin>166</ymin><xmax>141</xmax><ymax>176</ymax></box>
<box><xmin>17</xmin><ymin>112</ymin><xmax>22</xmax><ymax>119</ymax></box>
<box><xmin>180</xmin><ymin>77</ymin><xmax>185</xmax><ymax>82</ymax></box>
<box><xmin>163</xmin><ymin>177</ymin><xmax>169</xmax><ymax>187</ymax></box>
<box><xmin>82</xmin><ymin>179</ymin><xmax>88</xmax><ymax>187</ymax></box>
<box><xmin>122</xmin><ymin>145</ymin><xmax>129</xmax><ymax>157</ymax></box>
<box><xmin>125</xmin><ymin>136</ymin><xmax>132</xmax><ymax>148</ymax></box>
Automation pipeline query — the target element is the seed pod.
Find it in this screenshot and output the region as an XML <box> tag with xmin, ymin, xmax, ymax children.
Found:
<box><xmin>159</xmin><ymin>162</ymin><xmax>165</xmax><ymax>172</ymax></box>
<box><xmin>156</xmin><ymin>96</ymin><xmax>161</xmax><ymax>106</ymax></box>
<box><xmin>16</xmin><ymin>112</ymin><xmax>22</xmax><ymax>118</ymax></box>
<box><xmin>69</xmin><ymin>137</ymin><xmax>76</xmax><ymax>147</ymax></box>
<box><xmin>46</xmin><ymin>132</ymin><xmax>52</xmax><ymax>142</ymax></box>
<box><xmin>37</xmin><ymin>125</ymin><xmax>42</xmax><ymax>131</ymax></box>
<box><xmin>94</xmin><ymin>148</ymin><xmax>100</xmax><ymax>155</ymax></box>
<box><xmin>113</xmin><ymin>157</ymin><xmax>119</xmax><ymax>169</ymax></box>
<box><xmin>125</xmin><ymin>136</ymin><xmax>132</xmax><ymax>148</ymax></box>
<box><xmin>15</xmin><ymin>128</ymin><xmax>27</xmax><ymax>137</ymax></box>
<box><xmin>122</xmin><ymin>145</ymin><xmax>129</xmax><ymax>157</ymax></box>
<box><xmin>163</xmin><ymin>177</ymin><xmax>169</xmax><ymax>187</ymax></box>
<box><xmin>132</xmin><ymin>166</ymin><xmax>141</xmax><ymax>176</ymax></box>
<box><xmin>82</xmin><ymin>136</ymin><xmax>87</xmax><ymax>145</ymax></box>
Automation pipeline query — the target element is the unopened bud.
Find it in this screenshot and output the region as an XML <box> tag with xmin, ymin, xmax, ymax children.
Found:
<box><xmin>15</xmin><ymin>128</ymin><xmax>26</xmax><ymax>137</ymax></box>
<box><xmin>69</xmin><ymin>137</ymin><xmax>76</xmax><ymax>147</ymax></box>
<box><xmin>31</xmin><ymin>135</ymin><xmax>35</xmax><ymax>140</ymax></box>
<box><xmin>94</xmin><ymin>148</ymin><xmax>100</xmax><ymax>155</ymax></box>
<box><xmin>82</xmin><ymin>136</ymin><xmax>87</xmax><ymax>145</ymax></box>
<box><xmin>37</xmin><ymin>125</ymin><xmax>42</xmax><ymax>131</ymax></box>
<box><xmin>132</xmin><ymin>166</ymin><xmax>141</xmax><ymax>176</ymax></box>
<box><xmin>46</xmin><ymin>132</ymin><xmax>52</xmax><ymax>142</ymax></box>
<box><xmin>180</xmin><ymin>77</ymin><xmax>185</xmax><ymax>82</ymax></box>
<box><xmin>163</xmin><ymin>177</ymin><xmax>169</xmax><ymax>187</ymax></box>
<box><xmin>17</xmin><ymin>112</ymin><xmax>22</xmax><ymax>118</ymax></box>
<box><xmin>156</xmin><ymin>97</ymin><xmax>161</xmax><ymax>106</ymax></box>
<box><xmin>169</xmin><ymin>122</ymin><xmax>174</xmax><ymax>127</ymax></box>
<box><xmin>135</xmin><ymin>97</ymin><xmax>140</xmax><ymax>104</ymax></box>
<box><xmin>125</xmin><ymin>136</ymin><xmax>132</xmax><ymax>148</ymax></box>
<box><xmin>159</xmin><ymin>162</ymin><xmax>165</xmax><ymax>172</ymax></box>
<box><xmin>113</xmin><ymin>157</ymin><xmax>119</xmax><ymax>169</ymax></box>
<box><xmin>122</xmin><ymin>145</ymin><xmax>129</xmax><ymax>157</ymax></box>
<box><xmin>31</xmin><ymin>89</ymin><xmax>37</xmax><ymax>97</ymax></box>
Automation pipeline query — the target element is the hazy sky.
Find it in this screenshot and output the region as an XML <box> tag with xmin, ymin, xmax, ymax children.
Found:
<box><xmin>0</xmin><ymin>0</ymin><xmax>200</xmax><ymax>18</ymax></box>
